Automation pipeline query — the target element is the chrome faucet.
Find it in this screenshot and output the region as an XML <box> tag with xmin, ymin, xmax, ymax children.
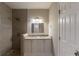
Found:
<box><xmin>74</xmin><ymin>50</ymin><xmax>79</xmax><ymax>56</ymax></box>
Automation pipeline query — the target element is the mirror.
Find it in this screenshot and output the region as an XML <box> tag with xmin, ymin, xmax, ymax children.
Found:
<box><xmin>31</xmin><ymin>23</ymin><xmax>44</xmax><ymax>33</ymax></box>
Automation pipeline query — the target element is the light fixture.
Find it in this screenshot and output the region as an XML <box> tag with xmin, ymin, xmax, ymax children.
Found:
<box><xmin>31</xmin><ymin>17</ymin><xmax>43</xmax><ymax>23</ymax></box>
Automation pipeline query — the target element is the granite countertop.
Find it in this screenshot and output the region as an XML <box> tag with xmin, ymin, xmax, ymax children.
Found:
<box><xmin>22</xmin><ymin>33</ymin><xmax>52</xmax><ymax>40</ymax></box>
<box><xmin>23</xmin><ymin>36</ymin><xmax>52</xmax><ymax>40</ymax></box>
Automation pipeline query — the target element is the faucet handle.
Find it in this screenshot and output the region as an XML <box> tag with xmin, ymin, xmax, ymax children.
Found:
<box><xmin>74</xmin><ymin>50</ymin><xmax>79</xmax><ymax>56</ymax></box>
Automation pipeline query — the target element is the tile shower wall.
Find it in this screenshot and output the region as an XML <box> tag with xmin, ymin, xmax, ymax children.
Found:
<box><xmin>12</xmin><ymin>9</ymin><xmax>27</xmax><ymax>50</ymax></box>
<box><xmin>0</xmin><ymin>3</ymin><xmax>12</xmax><ymax>55</ymax></box>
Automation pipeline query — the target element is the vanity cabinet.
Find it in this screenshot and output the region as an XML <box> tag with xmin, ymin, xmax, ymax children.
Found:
<box><xmin>22</xmin><ymin>38</ymin><xmax>53</xmax><ymax>56</ymax></box>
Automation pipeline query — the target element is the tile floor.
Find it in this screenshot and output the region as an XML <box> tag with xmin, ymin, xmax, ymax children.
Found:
<box><xmin>3</xmin><ymin>49</ymin><xmax>20</xmax><ymax>56</ymax></box>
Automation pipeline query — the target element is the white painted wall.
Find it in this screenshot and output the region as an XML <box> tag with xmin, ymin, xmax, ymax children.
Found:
<box><xmin>49</xmin><ymin>3</ymin><xmax>59</xmax><ymax>56</ymax></box>
<box><xmin>0</xmin><ymin>3</ymin><xmax>12</xmax><ymax>55</ymax></box>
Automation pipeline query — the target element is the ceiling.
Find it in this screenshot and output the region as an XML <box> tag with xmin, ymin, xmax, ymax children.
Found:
<box><xmin>4</xmin><ymin>2</ymin><xmax>52</xmax><ymax>9</ymax></box>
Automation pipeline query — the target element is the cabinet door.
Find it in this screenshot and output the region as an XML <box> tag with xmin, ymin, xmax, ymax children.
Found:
<box><xmin>24</xmin><ymin>40</ymin><xmax>32</xmax><ymax>56</ymax></box>
<box><xmin>32</xmin><ymin>40</ymin><xmax>44</xmax><ymax>56</ymax></box>
<box><xmin>32</xmin><ymin>39</ymin><xmax>52</xmax><ymax>56</ymax></box>
<box><xmin>23</xmin><ymin>39</ymin><xmax>52</xmax><ymax>56</ymax></box>
<box><xmin>44</xmin><ymin>40</ymin><xmax>52</xmax><ymax>56</ymax></box>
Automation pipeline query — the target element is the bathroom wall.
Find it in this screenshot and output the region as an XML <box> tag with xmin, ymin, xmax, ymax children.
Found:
<box><xmin>12</xmin><ymin>9</ymin><xmax>27</xmax><ymax>50</ymax></box>
<box><xmin>0</xmin><ymin>3</ymin><xmax>12</xmax><ymax>55</ymax></box>
<box><xmin>49</xmin><ymin>3</ymin><xmax>59</xmax><ymax>56</ymax></box>
<box><xmin>27</xmin><ymin>9</ymin><xmax>49</xmax><ymax>34</ymax></box>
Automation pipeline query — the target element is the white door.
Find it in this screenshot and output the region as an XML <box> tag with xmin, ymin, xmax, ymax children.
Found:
<box><xmin>59</xmin><ymin>3</ymin><xmax>79</xmax><ymax>56</ymax></box>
